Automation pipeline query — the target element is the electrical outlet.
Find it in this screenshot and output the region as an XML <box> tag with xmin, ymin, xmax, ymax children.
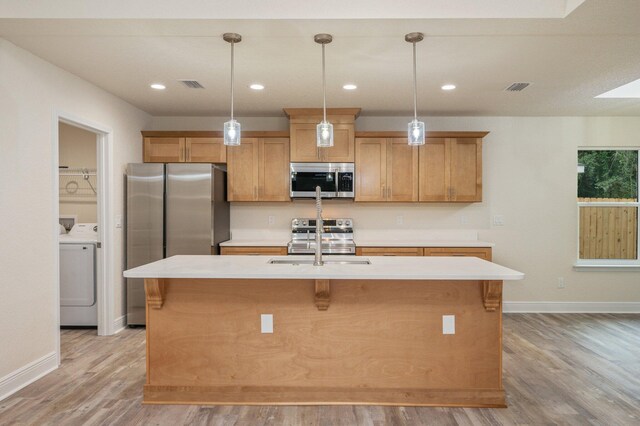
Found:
<box><xmin>460</xmin><ymin>214</ymin><xmax>468</xmax><ymax>225</ymax></box>
<box><xmin>557</xmin><ymin>277</ymin><xmax>565</xmax><ymax>289</ymax></box>
<box><xmin>443</xmin><ymin>315</ymin><xmax>455</xmax><ymax>334</ymax></box>
<box><xmin>261</xmin><ymin>314</ymin><xmax>273</xmax><ymax>333</ymax></box>
<box><xmin>493</xmin><ymin>215</ymin><xmax>505</xmax><ymax>226</ymax></box>
<box><xmin>268</xmin><ymin>215</ymin><xmax>275</xmax><ymax>225</ymax></box>
<box><xmin>115</xmin><ymin>215</ymin><xmax>122</xmax><ymax>229</ymax></box>
<box><xmin>396</xmin><ymin>215</ymin><xmax>404</xmax><ymax>225</ymax></box>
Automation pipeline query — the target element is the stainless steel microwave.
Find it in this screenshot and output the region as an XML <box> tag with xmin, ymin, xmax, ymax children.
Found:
<box><xmin>290</xmin><ymin>163</ymin><xmax>354</xmax><ymax>198</ymax></box>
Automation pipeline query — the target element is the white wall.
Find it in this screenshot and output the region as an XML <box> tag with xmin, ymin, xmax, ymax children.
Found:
<box><xmin>149</xmin><ymin>115</ymin><xmax>640</xmax><ymax>304</ymax></box>
<box><xmin>59</xmin><ymin>122</ymin><xmax>98</xmax><ymax>223</ymax></box>
<box><xmin>0</xmin><ymin>38</ymin><xmax>150</xmax><ymax>379</ymax></box>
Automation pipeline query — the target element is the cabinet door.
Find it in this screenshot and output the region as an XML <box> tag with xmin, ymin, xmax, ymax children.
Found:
<box><xmin>356</xmin><ymin>247</ymin><xmax>423</xmax><ymax>256</ymax></box>
<box><xmin>323</xmin><ymin>124</ymin><xmax>355</xmax><ymax>162</ymax></box>
<box><xmin>290</xmin><ymin>123</ymin><xmax>321</xmax><ymax>162</ymax></box>
<box><xmin>185</xmin><ymin>137</ymin><xmax>226</xmax><ymax>163</ymax></box>
<box><xmin>144</xmin><ymin>137</ymin><xmax>185</xmax><ymax>163</ymax></box>
<box><xmin>227</xmin><ymin>138</ymin><xmax>259</xmax><ymax>201</ymax></box>
<box><xmin>418</xmin><ymin>138</ymin><xmax>449</xmax><ymax>202</ymax></box>
<box><xmin>423</xmin><ymin>247</ymin><xmax>492</xmax><ymax>261</ymax></box>
<box><xmin>355</xmin><ymin>138</ymin><xmax>386</xmax><ymax>202</ymax></box>
<box><xmin>387</xmin><ymin>138</ymin><xmax>418</xmax><ymax>202</ymax></box>
<box><xmin>259</xmin><ymin>138</ymin><xmax>290</xmax><ymax>201</ymax></box>
<box><xmin>220</xmin><ymin>246</ymin><xmax>287</xmax><ymax>255</ymax></box>
<box><xmin>450</xmin><ymin>138</ymin><xmax>482</xmax><ymax>202</ymax></box>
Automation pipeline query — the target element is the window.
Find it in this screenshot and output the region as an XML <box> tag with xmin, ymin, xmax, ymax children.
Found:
<box><xmin>577</xmin><ymin>149</ymin><xmax>639</xmax><ymax>265</ymax></box>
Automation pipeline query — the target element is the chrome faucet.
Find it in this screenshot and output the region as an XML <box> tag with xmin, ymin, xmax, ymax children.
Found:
<box><xmin>314</xmin><ymin>186</ymin><xmax>324</xmax><ymax>266</ymax></box>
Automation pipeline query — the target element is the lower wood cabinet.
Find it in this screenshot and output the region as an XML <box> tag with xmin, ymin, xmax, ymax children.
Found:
<box><xmin>356</xmin><ymin>246</ymin><xmax>492</xmax><ymax>261</ymax></box>
<box><xmin>227</xmin><ymin>138</ymin><xmax>290</xmax><ymax>202</ymax></box>
<box><xmin>355</xmin><ymin>247</ymin><xmax>423</xmax><ymax>256</ymax></box>
<box><xmin>220</xmin><ymin>246</ymin><xmax>288</xmax><ymax>255</ymax></box>
<box><xmin>423</xmin><ymin>247</ymin><xmax>492</xmax><ymax>261</ymax></box>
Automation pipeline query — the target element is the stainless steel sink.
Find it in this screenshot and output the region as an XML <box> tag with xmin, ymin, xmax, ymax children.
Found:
<box><xmin>268</xmin><ymin>258</ymin><xmax>371</xmax><ymax>265</ymax></box>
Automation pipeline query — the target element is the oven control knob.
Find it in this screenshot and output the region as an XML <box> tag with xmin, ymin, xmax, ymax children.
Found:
<box><xmin>337</xmin><ymin>220</ymin><xmax>343</xmax><ymax>226</ymax></box>
<box><xmin>302</xmin><ymin>221</ymin><xmax>307</xmax><ymax>226</ymax></box>
<box><xmin>345</xmin><ymin>220</ymin><xmax>350</xmax><ymax>226</ymax></box>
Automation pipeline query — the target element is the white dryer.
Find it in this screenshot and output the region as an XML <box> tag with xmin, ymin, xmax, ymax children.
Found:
<box><xmin>59</xmin><ymin>223</ymin><xmax>98</xmax><ymax>326</ymax></box>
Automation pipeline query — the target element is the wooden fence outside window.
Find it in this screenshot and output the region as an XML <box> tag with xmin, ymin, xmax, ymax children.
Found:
<box><xmin>578</xmin><ymin>198</ymin><xmax>638</xmax><ymax>259</ymax></box>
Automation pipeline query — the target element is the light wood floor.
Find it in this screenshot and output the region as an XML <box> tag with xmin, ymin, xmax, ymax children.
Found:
<box><xmin>0</xmin><ymin>314</ymin><xmax>639</xmax><ymax>425</ymax></box>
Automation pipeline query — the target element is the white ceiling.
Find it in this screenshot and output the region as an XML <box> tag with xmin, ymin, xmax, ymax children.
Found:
<box><xmin>1</xmin><ymin>0</ymin><xmax>639</xmax><ymax>117</ymax></box>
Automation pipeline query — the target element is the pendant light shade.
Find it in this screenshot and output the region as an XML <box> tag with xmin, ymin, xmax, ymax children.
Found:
<box><xmin>223</xmin><ymin>33</ymin><xmax>242</xmax><ymax>146</ymax></box>
<box><xmin>405</xmin><ymin>32</ymin><xmax>426</xmax><ymax>146</ymax></box>
<box><xmin>315</xmin><ymin>33</ymin><xmax>334</xmax><ymax>148</ymax></box>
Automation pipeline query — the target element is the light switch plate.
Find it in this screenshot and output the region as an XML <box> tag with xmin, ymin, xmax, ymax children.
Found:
<box><xmin>261</xmin><ymin>314</ymin><xmax>273</xmax><ymax>333</ymax></box>
<box><xmin>115</xmin><ymin>215</ymin><xmax>123</xmax><ymax>229</ymax></box>
<box><xmin>443</xmin><ymin>315</ymin><xmax>455</xmax><ymax>335</ymax></box>
<box><xmin>493</xmin><ymin>215</ymin><xmax>505</xmax><ymax>226</ymax></box>
<box><xmin>268</xmin><ymin>215</ymin><xmax>275</xmax><ymax>225</ymax></box>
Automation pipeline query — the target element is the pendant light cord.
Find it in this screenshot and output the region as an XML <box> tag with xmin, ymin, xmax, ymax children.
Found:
<box><xmin>230</xmin><ymin>40</ymin><xmax>235</xmax><ymax>121</ymax></box>
<box><xmin>322</xmin><ymin>42</ymin><xmax>327</xmax><ymax>123</ymax></box>
<box><xmin>412</xmin><ymin>41</ymin><xmax>418</xmax><ymax>121</ymax></box>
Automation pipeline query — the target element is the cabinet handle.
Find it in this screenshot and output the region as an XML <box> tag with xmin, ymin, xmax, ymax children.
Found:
<box><xmin>186</xmin><ymin>147</ymin><xmax>190</xmax><ymax>161</ymax></box>
<box><xmin>381</xmin><ymin>185</ymin><xmax>385</xmax><ymax>199</ymax></box>
<box><xmin>387</xmin><ymin>186</ymin><xmax>391</xmax><ymax>199</ymax></box>
<box><xmin>254</xmin><ymin>187</ymin><xmax>258</xmax><ymax>199</ymax></box>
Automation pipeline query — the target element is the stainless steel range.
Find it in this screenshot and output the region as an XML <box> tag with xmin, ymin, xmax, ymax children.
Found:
<box><xmin>287</xmin><ymin>218</ymin><xmax>355</xmax><ymax>255</ymax></box>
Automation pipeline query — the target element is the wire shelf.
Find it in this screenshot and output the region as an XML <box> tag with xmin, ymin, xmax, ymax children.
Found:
<box><xmin>59</xmin><ymin>168</ymin><xmax>97</xmax><ymax>199</ymax></box>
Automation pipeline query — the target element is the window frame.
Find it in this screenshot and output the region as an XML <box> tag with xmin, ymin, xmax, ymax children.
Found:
<box><xmin>576</xmin><ymin>147</ymin><xmax>640</xmax><ymax>267</ymax></box>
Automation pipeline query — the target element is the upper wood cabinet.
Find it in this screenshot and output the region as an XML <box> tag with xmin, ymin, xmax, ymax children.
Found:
<box><xmin>142</xmin><ymin>134</ymin><xmax>226</xmax><ymax>163</ymax></box>
<box><xmin>285</xmin><ymin>108</ymin><xmax>360</xmax><ymax>163</ymax></box>
<box><xmin>419</xmin><ymin>137</ymin><xmax>482</xmax><ymax>202</ymax></box>
<box><xmin>143</xmin><ymin>137</ymin><xmax>185</xmax><ymax>163</ymax></box>
<box><xmin>355</xmin><ymin>137</ymin><xmax>418</xmax><ymax>202</ymax></box>
<box><xmin>185</xmin><ymin>137</ymin><xmax>226</xmax><ymax>163</ymax></box>
<box><xmin>227</xmin><ymin>137</ymin><xmax>290</xmax><ymax>202</ymax></box>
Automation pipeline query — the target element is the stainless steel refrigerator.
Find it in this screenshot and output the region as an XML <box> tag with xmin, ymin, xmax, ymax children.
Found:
<box><xmin>126</xmin><ymin>163</ymin><xmax>230</xmax><ymax>325</ymax></box>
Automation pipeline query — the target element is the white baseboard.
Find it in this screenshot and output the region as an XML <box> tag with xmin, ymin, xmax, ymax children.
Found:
<box><xmin>0</xmin><ymin>352</ymin><xmax>58</xmax><ymax>402</ymax></box>
<box><xmin>503</xmin><ymin>302</ymin><xmax>640</xmax><ymax>313</ymax></box>
<box><xmin>113</xmin><ymin>315</ymin><xmax>127</xmax><ymax>334</ymax></box>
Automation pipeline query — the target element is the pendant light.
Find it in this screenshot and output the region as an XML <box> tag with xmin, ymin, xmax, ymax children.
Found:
<box><xmin>315</xmin><ymin>33</ymin><xmax>333</xmax><ymax>148</ymax></box>
<box><xmin>405</xmin><ymin>32</ymin><xmax>426</xmax><ymax>146</ymax></box>
<box><xmin>223</xmin><ymin>33</ymin><xmax>242</xmax><ymax>146</ymax></box>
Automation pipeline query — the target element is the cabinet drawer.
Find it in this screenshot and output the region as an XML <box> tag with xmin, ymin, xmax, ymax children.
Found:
<box><xmin>423</xmin><ymin>247</ymin><xmax>492</xmax><ymax>261</ymax></box>
<box><xmin>220</xmin><ymin>246</ymin><xmax>287</xmax><ymax>256</ymax></box>
<box><xmin>356</xmin><ymin>247</ymin><xmax>423</xmax><ymax>256</ymax></box>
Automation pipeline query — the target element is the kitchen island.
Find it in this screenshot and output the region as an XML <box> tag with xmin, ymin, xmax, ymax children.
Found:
<box><xmin>124</xmin><ymin>255</ymin><xmax>524</xmax><ymax>407</ymax></box>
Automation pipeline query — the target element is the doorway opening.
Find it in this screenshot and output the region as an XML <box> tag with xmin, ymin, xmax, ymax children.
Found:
<box><xmin>53</xmin><ymin>112</ymin><xmax>115</xmax><ymax>365</ymax></box>
<box><xmin>58</xmin><ymin>123</ymin><xmax>99</xmax><ymax>332</ymax></box>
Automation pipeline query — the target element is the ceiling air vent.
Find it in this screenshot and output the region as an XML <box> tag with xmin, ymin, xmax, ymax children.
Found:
<box><xmin>504</xmin><ymin>82</ymin><xmax>531</xmax><ymax>92</ymax></box>
<box><xmin>179</xmin><ymin>80</ymin><xmax>205</xmax><ymax>89</ymax></box>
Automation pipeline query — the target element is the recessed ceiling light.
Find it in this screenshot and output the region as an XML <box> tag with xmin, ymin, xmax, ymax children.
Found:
<box><xmin>441</xmin><ymin>84</ymin><xmax>456</xmax><ymax>91</ymax></box>
<box><xmin>343</xmin><ymin>84</ymin><xmax>357</xmax><ymax>90</ymax></box>
<box><xmin>150</xmin><ymin>83</ymin><xmax>166</xmax><ymax>90</ymax></box>
<box><xmin>249</xmin><ymin>83</ymin><xmax>265</xmax><ymax>90</ymax></box>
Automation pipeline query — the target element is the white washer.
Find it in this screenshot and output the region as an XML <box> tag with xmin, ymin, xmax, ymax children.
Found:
<box><xmin>59</xmin><ymin>223</ymin><xmax>98</xmax><ymax>326</ymax></box>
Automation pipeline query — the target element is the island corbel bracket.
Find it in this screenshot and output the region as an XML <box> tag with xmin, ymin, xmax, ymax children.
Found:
<box><xmin>145</xmin><ymin>278</ymin><xmax>166</xmax><ymax>309</ymax></box>
<box><xmin>314</xmin><ymin>280</ymin><xmax>330</xmax><ymax>310</ymax></box>
<box><xmin>482</xmin><ymin>281</ymin><xmax>502</xmax><ymax>312</ymax></box>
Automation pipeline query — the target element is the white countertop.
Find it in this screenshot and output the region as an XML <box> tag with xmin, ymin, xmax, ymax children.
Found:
<box><xmin>124</xmin><ymin>255</ymin><xmax>524</xmax><ymax>281</ymax></box>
